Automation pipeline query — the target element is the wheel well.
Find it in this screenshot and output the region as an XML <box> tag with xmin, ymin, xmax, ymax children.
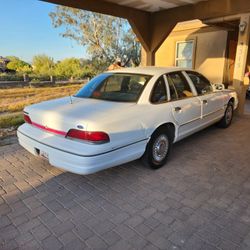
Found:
<box><xmin>154</xmin><ymin>123</ymin><xmax>176</xmax><ymax>142</ymax></box>
<box><xmin>229</xmin><ymin>97</ymin><xmax>235</xmax><ymax>105</ymax></box>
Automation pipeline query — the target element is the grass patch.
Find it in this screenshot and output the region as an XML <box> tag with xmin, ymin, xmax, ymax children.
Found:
<box><xmin>0</xmin><ymin>84</ymin><xmax>82</xmax><ymax>113</ymax></box>
<box><xmin>0</xmin><ymin>113</ymin><xmax>24</xmax><ymax>128</ymax></box>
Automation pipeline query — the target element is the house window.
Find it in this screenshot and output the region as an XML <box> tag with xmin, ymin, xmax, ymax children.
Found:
<box><xmin>175</xmin><ymin>40</ymin><xmax>195</xmax><ymax>69</ymax></box>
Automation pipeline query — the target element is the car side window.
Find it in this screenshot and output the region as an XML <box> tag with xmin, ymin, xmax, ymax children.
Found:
<box><xmin>186</xmin><ymin>71</ymin><xmax>213</xmax><ymax>95</ymax></box>
<box><xmin>150</xmin><ymin>76</ymin><xmax>167</xmax><ymax>104</ymax></box>
<box><xmin>166</xmin><ymin>72</ymin><xmax>194</xmax><ymax>99</ymax></box>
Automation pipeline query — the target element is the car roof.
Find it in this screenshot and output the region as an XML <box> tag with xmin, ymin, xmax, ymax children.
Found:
<box><xmin>106</xmin><ymin>66</ymin><xmax>190</xmax><ymax>76</ymax></box>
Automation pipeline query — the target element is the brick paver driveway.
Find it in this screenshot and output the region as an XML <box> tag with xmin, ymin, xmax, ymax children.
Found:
<box><xmin>1</xmin><ymin>116</ymin><xmax>250</xmax><ymax>250</ymax></box>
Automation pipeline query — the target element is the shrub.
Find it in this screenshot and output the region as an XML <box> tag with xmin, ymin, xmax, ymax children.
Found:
<box><xmin>0</xmin><ymin>113</ymin><xmax>24</xmax><ymax>128</ymax></box>
<box><xmin>0</xmin><ymin>73</ymin><xmax>23</xmax><ymax>81</ymax></box>
<box><xmin>30</xmin><ymin>78</ymin><xmax>41</xmax><ymax>84</ymax></box>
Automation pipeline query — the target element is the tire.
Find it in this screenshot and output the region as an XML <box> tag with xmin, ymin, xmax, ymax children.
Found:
<box><xmin>217</xmin><ymin>101</ymin><xmax>234</xmax><ymax>128</ymax></box>
<box><xmin>142</xmin><ymin>126</ymin><xmax>173</xmax><ymax>169</ymax></box>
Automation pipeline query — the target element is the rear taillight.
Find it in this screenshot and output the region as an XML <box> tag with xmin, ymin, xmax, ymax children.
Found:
<box><xmin>23</xmin><ymin>114</ymin><xmax>32</xmax><ymax>124</ymax></box>
<box><xmin>66</xmin><ymin>129</ymin><xmax>110</xmax><ymax>143</ymax></box>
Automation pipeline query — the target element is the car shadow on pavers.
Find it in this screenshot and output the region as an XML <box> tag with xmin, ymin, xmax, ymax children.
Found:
<box><xmin>1</xmin><ymin>116</ymin><xmax>250</xmax><ymax>249</ymax></box>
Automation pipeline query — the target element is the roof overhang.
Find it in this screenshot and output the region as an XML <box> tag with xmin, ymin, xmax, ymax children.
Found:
<box><xmin>40</xmin><ymin>0</ymin><xmax>250</xmax><ymax>57</ymax></box>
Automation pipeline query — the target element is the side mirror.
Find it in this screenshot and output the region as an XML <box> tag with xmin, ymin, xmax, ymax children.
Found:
<box><xmin>212</xmin><ymin>83</ymin><xmax>225</xmax><ymax>91</ymax></box>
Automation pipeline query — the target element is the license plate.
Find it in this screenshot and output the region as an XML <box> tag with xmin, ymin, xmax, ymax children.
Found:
<box><xmin>40</xmin><ymin>150</ymin><xmax>49</xmax><ymax>159</ymax></box>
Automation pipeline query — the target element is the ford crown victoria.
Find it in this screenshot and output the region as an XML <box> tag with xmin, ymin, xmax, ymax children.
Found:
<box><xmin>17</xmin><ymin>67</ymin><xmax>238</xmax><ymax>174</ymax></box>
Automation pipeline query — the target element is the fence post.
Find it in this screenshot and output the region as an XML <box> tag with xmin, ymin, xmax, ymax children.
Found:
<box><xmin>50</xmin><ymin>75</ymin><xmax>55</xmax><ymax>84</ymax></box>
<box><xmin>23</xmin><ymin>74</ymin><xmax>29</xmax><ymax>82</ymax></box>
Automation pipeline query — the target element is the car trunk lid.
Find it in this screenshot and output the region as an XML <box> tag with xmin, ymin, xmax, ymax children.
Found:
<box><xmin>24</xmin><ymin>96</ymin><xmax>135</xmax><ymax>135</ymax></box>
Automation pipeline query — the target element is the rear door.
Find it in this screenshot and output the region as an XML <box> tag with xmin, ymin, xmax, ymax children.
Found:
<box><xmin>166</xmin><ymin>71</ymin><xmax>201</xmax><ymax>140</ymax></box>
<box><xmin>185</xmin><ymin>71</ymin><xmax>224</xmax><ymax>124</ymax></box>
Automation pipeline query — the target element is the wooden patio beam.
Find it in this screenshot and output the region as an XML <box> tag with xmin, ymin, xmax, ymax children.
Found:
<box><xmin>40</xmin><ymin>0</ymin><xmax>152</xmax><ymax>52</ymax></box>
<box><xmin>40</xmin><ymin>0</ymin><xmax>148</xmax><ymax>20</ymax></box>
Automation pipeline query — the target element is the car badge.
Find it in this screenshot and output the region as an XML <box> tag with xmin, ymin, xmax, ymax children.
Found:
<box><xmin>77</xmin><ymin>125</ymin><xmax>84</xmax><ymax>130</ymax></box>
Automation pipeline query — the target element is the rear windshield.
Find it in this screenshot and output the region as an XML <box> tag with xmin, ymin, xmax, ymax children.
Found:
<box><xmin>75</xmin><ymin>73</ymin><xmax>152</xmax><ymax>102</ymax></box>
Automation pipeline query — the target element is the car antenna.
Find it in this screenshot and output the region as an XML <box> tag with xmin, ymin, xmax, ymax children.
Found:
<box><xmin>69</xmin><ymin>93</ymin><xmax>73</xmax><ymax>104</ymax></box>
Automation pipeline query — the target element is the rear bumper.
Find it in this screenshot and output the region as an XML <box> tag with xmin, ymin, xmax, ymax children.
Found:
<box><xmin>17</xmin><ymin>127</ymin><xmax>147</xmax><ymax>175</ymax></box>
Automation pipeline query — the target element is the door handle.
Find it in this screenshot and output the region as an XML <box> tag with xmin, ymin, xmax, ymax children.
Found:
<box><xmin>203</xmin><ymin>100</ymin><xmax>208</xmax><ymax>105</ymax></box>
<box><xmin>174</xmin><ymin>106</ymin><xmax>182</xmax><ymax>112</ymax></box>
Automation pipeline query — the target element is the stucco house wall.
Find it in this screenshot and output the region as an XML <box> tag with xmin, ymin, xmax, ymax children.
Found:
<box><xmin>143</xmin><ymin>20</ymin><xmax>229</xmax><ymax>84</ymax></box>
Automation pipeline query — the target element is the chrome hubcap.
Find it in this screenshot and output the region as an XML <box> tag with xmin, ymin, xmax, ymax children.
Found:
<box><xmin>226</xmin><ymin>106</ymin><xmax>233</xmax><ymax>124</ymax></box>
<box><xmin>152</xmin><ymin>135</ymin><xmax>169</xmax><ymax>162</ymax></box>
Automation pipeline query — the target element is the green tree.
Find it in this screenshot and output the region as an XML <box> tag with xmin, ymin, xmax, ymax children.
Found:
<box><xmin>55</xmin><ymin>58</ymin><xmax>95</xmax><ymax>79</ymax></box>
<box><xmin>6</xmin><ymin>57</ymin><xmax>32</xmax><ymax>73</ymax></box>
<box><xmin>49</xmin><ymin>6</ymin><xmax>141</xmax><ymax>70</ymax></box>
<box><xmin>55</xmin><ymin>58</ymin><xmax>82</xmax><ymax>79</ymax></box>
<box><xmin>18</xmin><ymin>65</ymin><xmax>33</xmax><ymax>74</ymax></box>
<box><xmin>32</xmin><ymin>54</ymin><xmax>55</xmax><ymax>76</ymax></box>
<box><xmin>6</xmin><ymin>56</ymin><xmax>19</xmax><ymax>62</ymax></box>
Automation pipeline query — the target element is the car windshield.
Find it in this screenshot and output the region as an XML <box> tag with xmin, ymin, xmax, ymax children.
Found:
<box><xmin>75</xmin><ymin>73</ymin><xmax>152</xmax><ymax>102</ymax></box>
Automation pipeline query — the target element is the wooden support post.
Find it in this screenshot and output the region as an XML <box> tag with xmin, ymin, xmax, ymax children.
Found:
<box><xmin>145</xmin><ymin>51</ymin><xmax>155</xmax><ymax>66</ymax></box>
<box><xmin>233</xmin><ymin>14</ymin><xmax>250</xmax><ymax>115</ymax></box>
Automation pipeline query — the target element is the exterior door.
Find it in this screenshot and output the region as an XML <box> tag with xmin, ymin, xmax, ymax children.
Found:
<box><xmin>166</xmin><ymin>72</ymin><xmax>202</xmax><ymax>140</ymax></box>
<box><xmin>228</xmin><ymin>39</ymin><xmax>237</xmax><ymax>84</ymax></box>
<box><xmin>225</xmin><ymin>30</ymin><xmax>239</xmax><ymax>86</ymax></box>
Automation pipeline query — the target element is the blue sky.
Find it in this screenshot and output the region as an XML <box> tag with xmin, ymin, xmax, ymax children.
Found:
<box><xmin>0</xmin><ymin>0</ymin><xmax>85</xmax><ymax>63</ymax></box>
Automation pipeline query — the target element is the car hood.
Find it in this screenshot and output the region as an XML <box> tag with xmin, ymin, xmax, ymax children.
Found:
<box><xmin>24</xmin><ymin>96</ymin><xmax>136</xmax><ymax>132</ymax></box>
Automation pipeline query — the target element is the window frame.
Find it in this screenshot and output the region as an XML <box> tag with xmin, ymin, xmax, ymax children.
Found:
<box><xmin>149</xmin><ymin>75</ymin><xmax>169</xmax><ymax>105</ymax></box>
<box><xmin>165</xmin><ymin>74</ymin><xmax>178</xmax><ymax>102</ymax></box>
<box><xmin>184</xmin><ymin>70</ymin><xmax>213</xmax><ymax>96</ymax></box>
<box><xmin>175</xmin><ymin>40</ymin><xmax>196</xmax><ymax>69</ymax></box>
<box><xmin>165</xmin><ymin>71</ymin><xmax>197</xmax><ymax>102</ymax></box>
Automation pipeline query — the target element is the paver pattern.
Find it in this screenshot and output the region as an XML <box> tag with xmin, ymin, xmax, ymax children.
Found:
<box><xmin>245</xmin><ymin>99</ymin><xmax>250</xmax><ymax>114</ymax></box>
<box><xmin>1</xmin><ymin>116</ymin><xmax>250</xmax><ymax>250</ymax></box>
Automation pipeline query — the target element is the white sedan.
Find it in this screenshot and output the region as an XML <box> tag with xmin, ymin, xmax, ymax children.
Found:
<box><xmin>18</xmin><ymin>67</ymin><xmax>238</xmax><ymax>174</ymax></box>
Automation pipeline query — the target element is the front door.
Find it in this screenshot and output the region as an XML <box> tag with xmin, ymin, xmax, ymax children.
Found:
<box><xmin>225</xmin><ymin>29</ymin><xmax>239</xmax><ymax>86</ymax></box>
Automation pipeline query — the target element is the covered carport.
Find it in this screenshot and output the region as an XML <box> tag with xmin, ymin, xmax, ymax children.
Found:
<box><xmin>1</xmin><ymin>1</ymin><xmax>250</xmax><ymax>250</ymax></box>
<box><xmin>42</xmin><ymin>0</ymin><xmax>250</xmax><ymax>114</ymax></box>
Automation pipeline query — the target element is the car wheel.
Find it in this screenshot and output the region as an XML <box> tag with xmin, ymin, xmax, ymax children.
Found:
<box><xmin>217</xmin><ymin>101</ymin><xmax>234</xmax><ymax>128</ymax></box>
<box><xmin>142</xmin><ymin>127</ymin><xmax>173</xmax><ymax>169</ymax></box>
